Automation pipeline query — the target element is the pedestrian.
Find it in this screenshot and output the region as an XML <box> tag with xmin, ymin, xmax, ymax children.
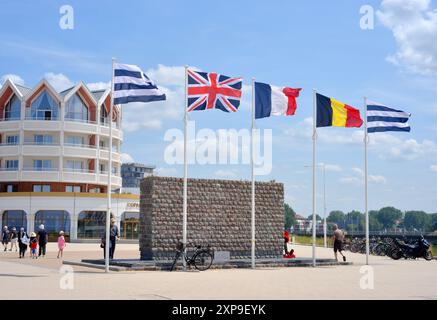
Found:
<box><xmin>30</xmin><ymin>232</ymin><xmax>38</xmax><ymax>259</ymax></box>
<box><xmin>2</xmin><ymin>226</ymin><xmax>10</xmax><ymax>252</ymax></box>
<box><xmin>18</xmin><ymin>227</ymin><xmax>29</xmax><ymax>258</ymax></box>
<box><xmin>283</xmin><ymin>229</ymin><xmax>291</xmax><ymax>256</ymax></box>
<box><xmin>37</xmin><ymin>224</ymin><xmax>48</xmax><ymax>258</ymax></box>
<box><xmin>332</xmin><ymin>224</ymin><xmax>346</xmax><ymax>262</ymax></box>
<box><xmin>9</xmin><ymin>227</ymin><xmax>18</xmax><ymax>252</ymax></box>
<box><xmin>57</xmin><ymin>231</ymin><xmax>66</xmax><ymax>259</ymax></box>
<box><xmin>109</xmin><ymin>218</ymin><xmax>119</xmax><ymax>259</ymax></box>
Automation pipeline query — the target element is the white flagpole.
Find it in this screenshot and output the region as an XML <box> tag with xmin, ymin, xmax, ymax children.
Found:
<box><xmin>105</xmin><ymin>57</ymin><xmax>115</xmax><ymax>273</ymax></box>
<box><xmin>364</xmin><ymin>97</ymin><xmax>369</xmax><ymax>265</ymax></box>
<box><xmin>323</xmin><ymin>164</ymin><xmax>327</xmax><ymax>248</ymax></box>
<box><xmin>312</xmin><ymin>89</ymin><xmax>317</xmax><ymax>267</ymax></box>
<box><xmin>251</xmin><ymin>77</ymin><xmax>256</xmax><ymax>269</ymax></box>
<box><xmin>182</xmin><ymin>65</ymin><xmax>189</xmax><ymax>271</ymax></box>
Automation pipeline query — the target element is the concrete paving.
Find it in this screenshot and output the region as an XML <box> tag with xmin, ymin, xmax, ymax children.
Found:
<box><xmin>0</xmin><ymin>243</ymin><xmax>436</xmax><ymax>300</ymax></box>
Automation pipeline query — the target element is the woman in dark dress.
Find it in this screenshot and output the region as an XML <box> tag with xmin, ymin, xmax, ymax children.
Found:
<box><xmin>17</xmin><ymin>227</ymin><xmax>29</xmax><ymax>258</ymax></box>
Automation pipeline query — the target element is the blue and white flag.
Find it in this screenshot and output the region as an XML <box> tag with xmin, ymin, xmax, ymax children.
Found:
<box><xmin>113</xmin><ymin>63</ymin><xmax>166</xmax><ymax>104</ymax></box>
<box><xmin>367</xmin><ymin>102</ymin><xmax>411</xmax><ymax>133</ymax></box>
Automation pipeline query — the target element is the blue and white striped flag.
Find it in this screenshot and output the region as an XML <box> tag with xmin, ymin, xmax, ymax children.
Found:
<box><xmin>366</xmin><ymin>102</ymin><xmax>411</xmax><ymax>133</ymax></box>
<box><xmin>113</xmin><ymin>63</ymin><xmax>166</xmax><ymax>104</ymax></box>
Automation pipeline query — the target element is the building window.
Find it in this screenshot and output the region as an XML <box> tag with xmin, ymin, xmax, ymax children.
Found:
<box><xmin>65</xmin><ymin>94</ymin><xmax>89</xmax><ymax>122</ymax></box>
<box><xmin>100</xmin><ymin>164</ymin><xmax>106</xmax><ymax>173</ymax></box>
<box><xmin>89</xmin><ymin>187</ymin><xmax>101</xmax><ymax>193</ymax></box>
<box><xmin>2</xmin><ymin>211</ymin><xmax>27</xmax><ymax>230</ymax></box>
<box><xmin>34</xmin><ymin>210</ymin><xmax>70</xmax><ymax>238</ymax></box>
<box><xmin>100</xmin><ymin>105</ymin><xmax>108</xmax><ymax>125</ymax></box>
<box><xmin>99</xmin><ymin>140</ymin><xmax>105</xmax><ymax>149</ymax></box>
<box><xmin>66</xmin><ymin>185</ymin><xmax>81</xmax><ymax>192</ymax></box>
<box><xmin>6</xmin><ymin>135</ymin><xmax>19</xmax><ymax>145</ymax></box>
<box><xmin>33</xmin><ymin>185</ymin><xmax>51</xmax><ymax>192</ymax></box>
<box><xmin>5</xmin><ymin>160</ymin><xmax>19</xmax><ymax>171</ymax></box>
<box><xmin>6</xmin><ymin>185</ymin><xmax>18</xmax><ymax>192</ymax></box>
<box><xmin>66</xmin><ymin>160</ymin><xmax>84</xmax><ymax>172</ymax></box>
<box><xmin>120</xmin><ymin>212</ymin><xmax>139</xmax><ymax>240</ymax></box>
<box><xmin>4</xmin><ymin>95</ymin><xmax>21</xmax><ymax>121</ymax></box>
<box><xmin>77</xmin><ymin>211</ymin><xmax>112</xmax><ymax>239</ymax></box>
<box><xmin>33</xmin><ymin>160</ymin><xmax>52</xmax><ymax>171</ymax></box>
<box><xmin>30</xmin><ymin>91</ymin><xmax>59</xmax><ymax>120</ymax></box>
<box><xmin>34</xmin><ymin>134</ymin><xmax>53</xmax><ymax>145</ymax></box>
<box><xmin>65</xmin><ymin>136</ymin><xmax>84</xmax><ymax>146</ymax></box>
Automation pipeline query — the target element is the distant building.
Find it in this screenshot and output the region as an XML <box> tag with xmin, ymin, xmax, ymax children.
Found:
<box><xmin>121</xmin><ymin>163</ymin><xmax>155</xmax><ymax>188</ymax></box>
<box><xmin>294</xmin><ymin>214</ymin><xmax>323</xmax><ymax>233</ymax></box>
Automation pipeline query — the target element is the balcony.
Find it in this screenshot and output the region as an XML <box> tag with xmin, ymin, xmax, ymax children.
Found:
<box><xmin>64</xmin><ymin>144</ymin><xmax>98</xmax><ymax>158</ymax></box>
<box><xmin>64</xmin><ymin>119</ymin><xmax>98</xmax><ymax>134</ymax></box>
<box><xmin>22</xmin><ymin>142</ymin><xmax>61</xmax><ymax>156</ymax></box>
<box><xmin>0</xmin><ymin>143</ymin><xmax>19</xmax><ymax>156</ymax></box>
<box><xmin>0</xmin><ymin>168</ymin><xmax>19</xmax><ymax>181</ymax></box>
<box><xmin>0</xmin><ymin>119</ymin><xmax>20</xmax><ymax>131</ymax></box>
<box><xmin>62</xmin><ymin>169</ymin><xmax>97</xmax><ymax>184</ymax></box>
<box><xmin>21</xmin><ymin>167</ymin><xmax>60</xmax><ymax>181</ymax></box>
<box><xmin>23</xmin><ymin>118</ymin><xmax>61</xmax><ymax>131</ymax></box>
<box><xmin>99</xmin><ymin>149</ymin><xmax>121</xmax><ymax>162</ymax></box>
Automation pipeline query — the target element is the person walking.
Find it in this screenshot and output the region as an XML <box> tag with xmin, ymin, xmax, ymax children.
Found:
<box><xmin>57</xmin><ymin>231</ymin><xmax>66</xmax><ymax>259</ymax></box>
<box><xmin>18</xmin><ymin>227</ymin><xmax>29</xmax><ymax>258</ymax></box>
<box><xmin>109</xmin><ymin>218</ymin><xmax>119</xmax><ymax>260</ymax></box>
<box><xmin>332</xmin><ymin>224</ymin><xmax>346</xmax><ymax>262</ymax></box>
<box><xmin>37</xmin><ymin>224</ymin><xmax>48</xmax><ymax>258</ymax></box>
<box><xmin>9</xmin><ymin>227</ymin><xmax>18</xmax><ymax>252</ymax></box>
<box><xmin>30</xmin><ymin>232</ymin><xmax>38</xmax><ymax>259</ymax></box>
<box><xmin>2</xmin><ymin>226</ymin><xmax>10</xmax><ymax>252</ymax></box>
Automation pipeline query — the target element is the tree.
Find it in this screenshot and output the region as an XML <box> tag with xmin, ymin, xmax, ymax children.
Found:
<box><xmin>346</xmin><ymin>210</ymin><xmax>364</xmax><ymax>232</ymax></box>
<box><xmin>284</xmin><ymin>203</ymin><xmax>296</xmax><ymax>230</ymax></box>
<box><xmin>432</xmin><ymin>213</ymin><xmax>437</xmax><ymax>232</ymax></box>
<box><xmin>327</xmin><ymin>210</ymin><xmax>346</xmax><ymax>228</ymax></box>
<box><xmin>307</xmin><ymin>214</ymin><xmax>322</xmax><ymax>221</ymax></box>
<box><xmin>404</xmin><ymin>211</ymin><xmax>432</xmax><ymax>232</ymax></box>
<box><xmin>376</xmin><ymin>207</ymin><xmax>403</xmax><ymax>229</ymax></box>
<box><xmin>369</xmin><ymin>210</ymin><xmax>382</xmax><ymax>231</ymax></box>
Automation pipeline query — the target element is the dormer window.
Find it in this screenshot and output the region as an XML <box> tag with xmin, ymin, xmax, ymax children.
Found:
<box><xmin>5</xmin><ymin>95</ymin><xmax>21</xmax><ymax>121</ymax></box>
<box><xmin>65</xmin><ymin>93</ymin><xmax>88</xmax><ymax>122</ymax></box>
<box><xmin>30</xmin><ymin>91</ymin><xmax>59</xmax><ymax>120</ymax></box>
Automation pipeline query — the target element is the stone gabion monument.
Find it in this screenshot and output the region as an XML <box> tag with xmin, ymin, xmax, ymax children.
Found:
<box><xmin>139</xmin><ymin>176</ymin><xmax>284</xmax><ymax>260</ymax></box>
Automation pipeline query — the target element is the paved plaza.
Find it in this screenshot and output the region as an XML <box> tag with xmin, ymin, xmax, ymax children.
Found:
<box><xmin>0</xmin><ymin>243</ymin><xmax>435</xmax><ymax>300</ymax></box>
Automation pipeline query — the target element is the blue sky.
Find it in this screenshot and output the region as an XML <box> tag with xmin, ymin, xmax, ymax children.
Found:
<box><xmin>1</xmin><ymin>0</ymin><xmax>436</xmax><ymax>216</ymax></box>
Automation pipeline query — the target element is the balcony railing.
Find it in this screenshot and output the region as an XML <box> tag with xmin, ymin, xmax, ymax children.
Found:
<box><xmin>0</xmin><ymin>167</ymin><xmax>19</xmax><ymax>172</ymax></box>
<box><xmin>63</xmin><ymin>168</ymin><xmax>95</xmax><ymax>174</ymax></box>
<box><xmin>64</xmin><ymin>143</ymin><xmax>97</xmax><ymax>149</ymax></box>
<box><xmin>23</xmin><ymin>141</ymin><xmax>60</xmax><ymax>146</ymax></box>
<box><xmin>64</xmin><ymin>118</ymin><xmax>97</xmax><ymax>125</ymax></box>
<box><xmin>0</xmin><ymin>142</ymin><xmax>19</xmax><ymax>146</ymax></box>
<box><xmin>22</xmin><ymin>167</ymin><xmax>58</xmax><ymax>172</ymax></box>
<box><xmin>2</xmin><ymin>117</ymin><xmax>21</xmax><ymax>121</ymax></box>
<box><xmin>24</xmin><ymin>116</ymin><xmax>60</xmax><ymax>121</ymax></box>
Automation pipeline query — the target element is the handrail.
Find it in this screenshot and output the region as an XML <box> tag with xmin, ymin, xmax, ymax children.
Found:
<box><xmin>64</xmin><ymin>143</ymin><xmax>97</xmax><ymax>149</ymax></box>
<box><xmin>63</xmin><ymin>168</ymin><xmax>95</xmax><ymax>174</ymax></box>
<box><xmin>23</xmin><ymin>141</ymin><xmax>60</xmax><ymax>146</ymax></box>
<box><xmin>22</xmin><ymin>167</ymin><xmax>58</xmax><ymax>172</ymax></box>
<box><xmin>0</xmin><ymin>168</ymin><xmax>19</xmax><ymax>172</ymax></box>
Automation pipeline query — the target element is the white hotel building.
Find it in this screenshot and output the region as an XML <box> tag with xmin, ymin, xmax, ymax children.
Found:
<box><xmin>0</xmin><ymin>78</ymin><xmax>140</xmax><ymax>241</ymax></box>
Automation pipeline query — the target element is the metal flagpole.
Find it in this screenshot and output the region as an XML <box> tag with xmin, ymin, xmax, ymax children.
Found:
<box><xmin>182</xmin><ymin>65</ymin><xmax>189</xmax><ymax>271</ymax></box>
<box><xmin>312</xmin><ymin>89</ymin><xmax>317</xmax><ymax>267</ymax></box>
<box><xmin>251</xmin><ymin>77</ymin><xmax>256</xmax><ymax>269</ymax></box>
<box><xmin>364</xmin><ymin>97</ymin><xmax>369</xmax><ymax>265</ymax></box>
<box><xmin>323</xmin><ymin>164</ymin><xmax>327</xmax><ymax>248</ymax></box>
<box><xmin>105</xmin><ymin>57</ymin><xmax>115</xmax><ymax>273</ymax></box>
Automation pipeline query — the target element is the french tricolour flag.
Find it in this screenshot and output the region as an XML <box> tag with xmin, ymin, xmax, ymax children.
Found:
<box><xmin>255</xmin><ymin>82</ymin><xmax>301</xmax><ymax>119</ymax></box>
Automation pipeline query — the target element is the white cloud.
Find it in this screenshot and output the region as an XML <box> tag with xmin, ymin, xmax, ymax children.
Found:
<box><xmin>377</xmin><ymin>0</ymin><xmax>437</xmax><ymax>75</ymax></box>
<box><xmin>318</xmin><ymin>163</ymin><xmax>343</xmax><ymax>172</ymax></box>
<box><xmin>154</xmin><ymin>167</ymin><xmax>178</xmax><ymax>177</ymax></box>
<box><xmin>340</xmin><ymin>167</ymin><xmax>387</xmax><ymax>185</ymax></box>
<box><xmin>214</xmin><ymin>169</ymin><xmax>239</xmax><ymax>178</ymax></box>
<box><xmin>120</xmin><ymin>153</ymin><xmax>134</xmax><ymax>163</ymax></box>
<box><xmin>431</xmin><ymin>165</ymin><xmax>437</xmax><ymax>172</ymax></box>
<box><xmin>44</xmin><ymin>73</ymin><xmax>74</xmax><ymax>91</ymax></box>
<box><xmin>87</xmin><ymin>81</ymin><xmax>110</xmax><ymax>91</ymax></box>
<box><xmin>0</xmin><ymin>74</ymin><xmax>25</xmax><ymax>86</ymax></box>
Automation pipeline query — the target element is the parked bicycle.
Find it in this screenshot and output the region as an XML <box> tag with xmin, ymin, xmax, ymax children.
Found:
<box><xmin>170</xmin><ymin>240</ymin><xmax>214</xmax><ymax>271</ymax></box>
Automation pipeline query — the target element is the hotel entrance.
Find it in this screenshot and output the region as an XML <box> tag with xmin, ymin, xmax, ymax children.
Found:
<box><xmin>120</xmin><ymin>212</ymin><xmax>139</xmax><ymax>240</ymax></box>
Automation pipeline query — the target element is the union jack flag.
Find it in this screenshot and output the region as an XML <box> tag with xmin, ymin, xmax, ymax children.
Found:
<box><xmin>187</xmin><ymin>69</ymin><xmax>242</xmax><ymax>113</ymax></box>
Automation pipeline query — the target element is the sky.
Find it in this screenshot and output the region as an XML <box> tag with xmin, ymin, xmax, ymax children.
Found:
<box><xmin>1</xmin><ymin>0</ymin><xmax>436</xmax><ymax>216</ymax></box>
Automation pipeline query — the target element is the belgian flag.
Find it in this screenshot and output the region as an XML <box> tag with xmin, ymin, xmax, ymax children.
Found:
<box><xmin>316</xmin><ymin>93</ymin><xmax>363</xmax><ymax>128</ymax></box>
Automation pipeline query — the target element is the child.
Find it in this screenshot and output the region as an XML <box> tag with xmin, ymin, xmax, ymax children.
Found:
<box><xmin>57</xmin><ymin>231</ymin><xmax>66</xmax><ymax>259</ymax></box>
<box><xmin>30</xmin><ymin>232</ymin><xmax>38</xmax><ymax>259</ymax></box>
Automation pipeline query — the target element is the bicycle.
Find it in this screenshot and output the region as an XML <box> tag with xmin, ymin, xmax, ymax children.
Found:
<box><xmin>170</xmin><ymin>240</ymin><xmax>214</xmax><ymax>271</ymax></box>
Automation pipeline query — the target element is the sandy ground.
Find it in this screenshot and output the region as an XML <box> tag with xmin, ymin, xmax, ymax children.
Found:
<box><xmin>0</xmin><ymin>243</ymin><xmax>436</xmax><ymax>300</ymax></box>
